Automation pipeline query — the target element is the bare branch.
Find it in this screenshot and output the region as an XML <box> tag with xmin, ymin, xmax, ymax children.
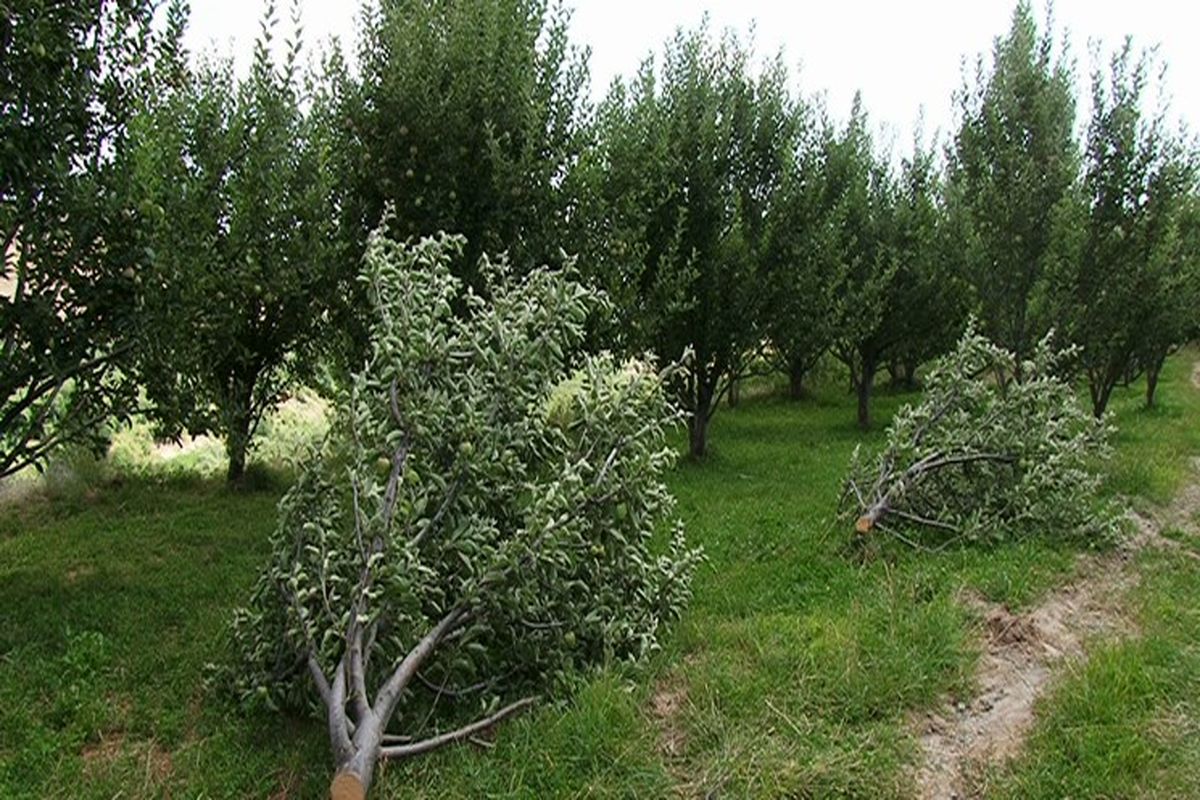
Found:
<box><xmin>379</xmin><ymin>697</ymin><xmax>537</xmax><ymax>760</ymax></box>
<box><xmin>887</xmin><ymin>508</ymin><xmax>962</xmax><ymax>533</ymax></box>
<box><xmin>412</xmin><ymin>475</ymin><xmax>462</xmax><ymax>548</ymax></box>
<box><xmin>415</xmin><ymin>671</ymin><xmax>501</xmax><ymax>700</ymax></box>
<box><xmin>381</xmin><ymin>435</ymin><xmax>410</xmax><ymax>530</ymax></box>
<box><xmin>348</xmin><ymin>626</ymin><xmax>371</xmax><ymax>723</ymax></box>
<box><xmin>917</xmin><ymin>452</ymin><xmax>1016</xmax><ymax>473</ymax></box>
<box><xmin>389</xmin><ymin>377</ymin><xmax>403</xmax><ymax>427</ymax></box>
<box><xmin>307</xmin><ymin>653</ymin><xmax>333</xmax><ymax>708</ymax></box>
<box><xmin>372</xmin><ymin>605</ymin><xmax>470</xmax><ymax>722</ymax></box>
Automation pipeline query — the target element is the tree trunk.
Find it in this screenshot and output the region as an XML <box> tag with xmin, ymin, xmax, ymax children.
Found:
<box><xmin>1090</xmin><ymin>359</ymin><xmax>1126</xmax><ymax>419</ymax></box>
<box><xmin>1092</xmin><ymin>386</ymin><xmax>1112</xmax><ymax>419</ymax></box>
<box><xmin>688</xmin><ymin>413</ymin><xmax>709</xmax><ymax>459</ymax></box>
<box><xmin>224</xmin><ymin>388</ymin><xmax>254</xmax><ymax>487</ymax></box>
<box><xmin>226</xmin><ymin>424</ymin><xmax>249</xmax><ymax>486</ymax></box>
<box><xmin>1146</xmin><ymin>359</ymin><xmax>1163</xmax><ymax>408</ymax></box>
<box><xmin>727</xmin><ymin>378</ymin><xmax>740</xmax><ymax>408</ymax></box>
<box><xmin>885</xmin><ymin>357</ymin><xmax>900</xmax><ymax>386</ymax></box>
<box><xmin>856</xmin><ymin>359</ymin><xmax>876</xmax><ymax>431</ymax></box>
<box><xmin>688</xmin><ymin>378</ymin><xmax>715</xmax><ymax>458</ymax></box>
<box><xmin>901</xmin><ymin>359</ymin><xmax>918</xmax><ymax>390</ymax></box>
<box><xmin>788</xmin><ymin>360</ymin><xmax>806</xmax><ymax>400</ymax></box>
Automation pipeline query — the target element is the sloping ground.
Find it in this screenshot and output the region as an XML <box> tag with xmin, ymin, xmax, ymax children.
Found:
<box><xmin>912</xmin><ymin>365</ymin><xmax>1200</xmax><ymax>799</ymax></box>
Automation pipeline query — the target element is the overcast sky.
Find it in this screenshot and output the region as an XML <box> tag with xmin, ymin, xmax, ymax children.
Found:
<box><xmin>183</xmin><ymin>0</ymin><xmax>1199</xmax><ymax>149</ymax></box>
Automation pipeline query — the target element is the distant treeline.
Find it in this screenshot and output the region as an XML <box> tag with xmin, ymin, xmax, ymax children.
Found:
<box><xmin>2</xmin><ymin>0</ymin><xmax>1197</xmax><ymax>480</ymax></box>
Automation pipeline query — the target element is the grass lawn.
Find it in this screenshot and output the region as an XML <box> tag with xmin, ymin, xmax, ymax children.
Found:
<box><xmin>1</xmin><ymin>353</ymin><xmax>1197</xmax><ymax>798</ymax></box>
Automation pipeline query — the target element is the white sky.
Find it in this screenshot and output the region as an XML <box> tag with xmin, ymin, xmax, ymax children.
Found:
<box><xmin>183</xmin><ymin>0</ymin><xmax>1200</xmax><ymax>148</ymax></box>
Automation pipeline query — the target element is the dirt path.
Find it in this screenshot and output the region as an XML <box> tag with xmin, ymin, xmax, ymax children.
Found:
<box><xmin>911</xmin><ymin>555</ymin><xmax>1137</xmax><ymax>799</ymax></box>
<box><xmin>912</xmin><ymin>366</ymin><xmax>1200</xmax><ymax>799</ymax></box>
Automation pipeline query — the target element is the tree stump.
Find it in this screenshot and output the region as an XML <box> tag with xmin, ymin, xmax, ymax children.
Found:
<box><xmin>330</xmin><ymin>772</ymin><xmax>366</xmax><ymax>800</ymax></box>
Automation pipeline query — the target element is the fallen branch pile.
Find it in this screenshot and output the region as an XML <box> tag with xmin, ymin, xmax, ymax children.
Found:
<box><xmin>844</xmin><ymin>321</ymin><xmax>1118</xmax><ymax>548</ymax></box>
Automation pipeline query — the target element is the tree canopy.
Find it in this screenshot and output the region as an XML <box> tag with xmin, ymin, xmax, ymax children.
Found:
<box><xmin>578</xmin><ymin>24</ymin><xmax>795</xmax><ymax>456</ymax></box>
<box><xmin>0</xmin><ymin>0</ymin><xmax>165</xmax><ymax>478</ymax></box>
<box><xmin>340</xmin><ymin>0</ymin><xmax>589</xmax><ymax>284</ymax></box>
<box><xmin>130</xmin><ymin>2</ymin><xmax>344</xmax><ymax>484</ymax></box>
<box><xmin>949</xmin><ymin>1</ymin><xmax>1079</xmax><ymax>370</ymax></box>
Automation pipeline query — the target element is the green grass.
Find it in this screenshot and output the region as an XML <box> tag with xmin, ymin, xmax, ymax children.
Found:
<box><xmin>1</xmin><ymin>353</ymin><xmax>1197</xmax><ymax>798</ymax></box>
<box><xmin>984</xmin><ymin>352</ymin><xmax>1200</xmax><ymax>799</ymax></box>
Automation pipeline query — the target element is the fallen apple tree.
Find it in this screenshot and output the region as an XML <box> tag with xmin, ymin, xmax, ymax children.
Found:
<box><xmin>844</xmin><ymin>321</ymin><xmax>1119</xmax><ymax>548</ymax></box>
<box><xmin>219</xmin><ymin>228</ymin><xmax>701</xmax><ymax>799</ymax></box>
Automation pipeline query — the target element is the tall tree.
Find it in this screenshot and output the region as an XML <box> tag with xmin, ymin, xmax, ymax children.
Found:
<box><xmin>887</xmin><ymin>132</ymin><xmax>970</xmax><ymax>390</ymax></box>
<box><xmin>827</xmin><ymin>97</ymin><xmax>901</xmax><ymax>430</ymax></box>
<box><xmin>948</xmin><ymin>1</ymin><xmax>1078</xmax><ymax>371</ymax></box>
<box><xmin>131</xmin><ymin>2</ymin><xmax>343</xmax><ymax>485</ymax></box>
<box><xmin>1134</xmin><ymin>173</ymin><xmax>1200</xmax><ymax>407</ymax></box>
<box><xmin>341</xmin><ymin>0</ymin><xmax>589</xmax><ymax>285</ymax></box>
<box><xmin>0</xmin><ymin>0</ymin><xmax>166</xmax><ymax>478</ymax></box>
<box><xmin>1050</xmin><ymin>41</ymin><xmax>1198</xmax><ymax>417</ymax></box>
<box><xmin>580</xmin><ymin>24</ymin><xmax>794</xmax><ymax>457</ymax></box>
<box><xmin>761</xmin><ymin>104</ymin><xmax>838</xmax><ymax>399</ymax></box>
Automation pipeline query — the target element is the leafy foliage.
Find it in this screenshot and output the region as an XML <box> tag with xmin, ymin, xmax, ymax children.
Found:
<box><xmin>339</xmin><ymin>0</ymin><xmax>588</xmax><ymax>284</ymax></box>
<box><xmin>130</xmin><ymin>2</ymin><xmax>344</xmax><ymax>484</ymax></box>
<box><xmin>1049</xmin><ymin>41</ymin><xmax>1200</xmax><ymax>415</ymax></box>
<box><xmin>578</xmin><ymin>23</ymin><xmax>794</xmax><ymax>456</ymax></box>
<box><xmin>845</xmin><ymin>321</ymin><xmax>1118</xmax><ymax>548</ymax></box>
<box><xmin>0</xmin><ymin>0</ymin><xmax>166</xmax><ymax>477</ymax></box>
<box><xmin>222</xmin><ymin>227</ymin><xmax>700</xmax><ymax>793</ymax></box>
<box><xmin>949</xmin><ymin>1</ymin><xmax>1079</xmax><ymax>368</ymax></box>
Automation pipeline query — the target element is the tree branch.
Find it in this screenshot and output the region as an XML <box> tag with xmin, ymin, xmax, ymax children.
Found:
<box><xmin>327</xmin><ymin>655</ymin><xmax>353</xmax><ymax>763</ymax></box>
<box><xmin>371</xmin><ymin>605</ymin><xmax>470</xmax><ymax>722</ymax></box>
<box><xmin>348</xmin><ymin>625</ymin><xmax>371</xmax><ymax>724</ymax></box>
<box><xmin>412</xmin><ymin>475</ymin><xmax>462</xmax><ymax>548</ymax></box>
<box><xmin>307</xmin><ymin>653</ymin><xmax>333</xmax><ymax>708</ymax></box>
<box><xmin>378</xmin><ymin>697</ymin><xmax>537</xmax><ymax>760</ymax></box>
<box><xmin>414</xmin><ymin>670</ymin><xmax>506</xmax><ymax>700</ymax></box>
